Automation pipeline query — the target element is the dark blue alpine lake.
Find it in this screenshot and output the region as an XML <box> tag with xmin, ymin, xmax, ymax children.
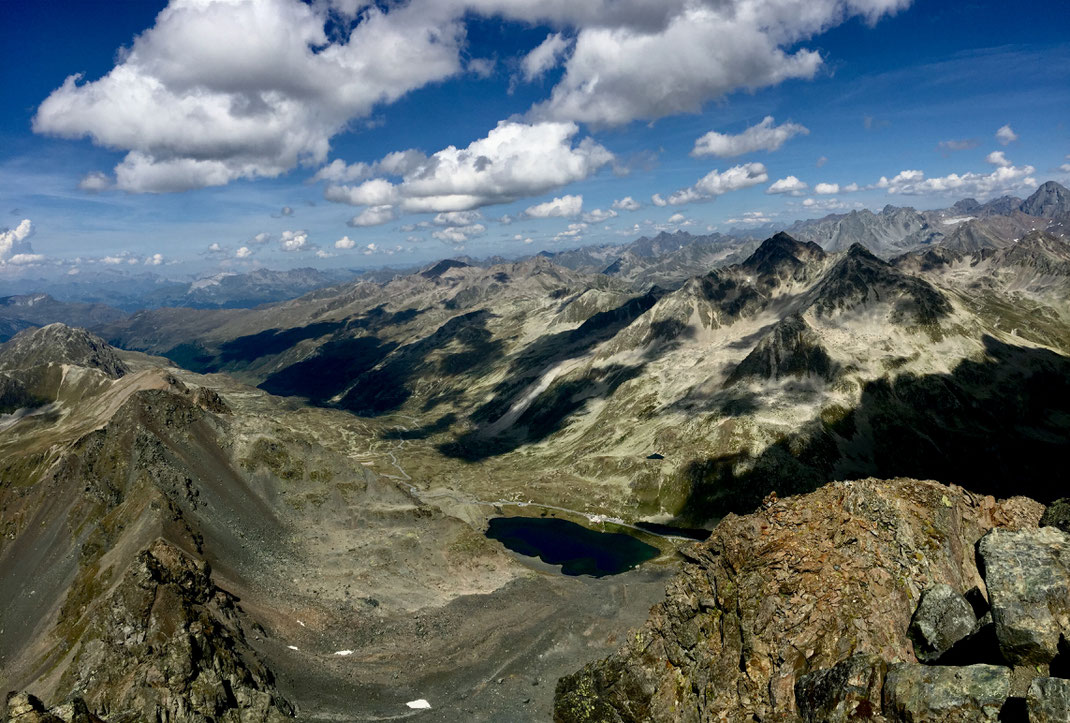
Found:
<box><xmin>485</xmin><ymin>516</ymin><xmax>660</xmax><ymax>577</ymax></box>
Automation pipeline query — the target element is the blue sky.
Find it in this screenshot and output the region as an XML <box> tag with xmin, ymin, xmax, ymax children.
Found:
<box><xmin>1</xmin><ymin>0</ymin><xmax>1069</xmax><ymax>278</ymax></box>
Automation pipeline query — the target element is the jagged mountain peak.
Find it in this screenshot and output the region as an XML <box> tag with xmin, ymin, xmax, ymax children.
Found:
<box><xmin>842</xmin><ymin>241</ymin><xmax>885</xmax><ymax>263</ymax></box>
<box><xmin>0</xmin><ymin>323</ymin><xmax>128</xmax><ymax>378</ymax></box>
<box><xmin>811</xmin><ymin>244</ymin><xmax>951</xmax><ymax>324</ymax></box>
<box><xmin>420</xmin><ymin>258</ymin><xmax>471</xmax><ymax>279</ymax></box>
<box><xmin>1020</xmin><ymin>180</ymin><xmax>1070</xmax><ymax>218</ymax></box>
<box><xmin>739</xmin><ymin>232</ymin><xmax>826</xmax><ymax>285</ymax></box>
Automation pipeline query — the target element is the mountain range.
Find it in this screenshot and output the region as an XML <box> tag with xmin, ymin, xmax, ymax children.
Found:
<box><xmin>3</xmin><ymin>181</ymin><xmax>1070</xmax><ymax>720</ymax></box>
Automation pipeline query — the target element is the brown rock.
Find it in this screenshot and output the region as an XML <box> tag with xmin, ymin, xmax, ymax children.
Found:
<box><xmin>554</xmin><ymin>478</ymin><xmax>1042</xmax><ymax>722</ymax></box>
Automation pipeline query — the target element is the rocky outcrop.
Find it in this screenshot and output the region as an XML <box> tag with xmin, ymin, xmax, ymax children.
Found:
<box><xmin>192</xmin><ymin>385</ymin><xmax>232</xmax><ymax>414</ymax></box>
<box><xmin>4</xmin><ymin>692</ymin><xmax>103</xmax><ymax>723</ymax></box>
<box><xmin>46</xmin><ymin>539</ymin><xmax>292</xmax><ymax>722</ymax></box>
<box><xmin>554</xmin><ymin>478</ymin><xmax>1042</xmax><ymax>722</ymax></box>
<box><xmin>882</xmin><ymin>663</ymin><xmax>1009</xmax><ymax>722</ymax></box>
<box><xmin>978</xmin><ymin>527</ymin><xmax>1070</xmax><ymax>666</ymax></box>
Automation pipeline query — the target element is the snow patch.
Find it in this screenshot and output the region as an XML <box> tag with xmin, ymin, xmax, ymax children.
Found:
<box><xmin>189</xmin><ymin>272</ymin><xmax>237</xmax><ymax>291</ymax></box>
<box><xmin>940</xmin><ymin>216</ymin><xmax>975</xmax><ymax>225</ymax></box>
<box><xmin>334</xmin><ymin>649</ymin><xmax>354</xmax><ymax>656</ymax></box>
<box><xmin>406</xmin><ymin>699</ymin><xmax>432</xmax><ymax>710</ymax></box>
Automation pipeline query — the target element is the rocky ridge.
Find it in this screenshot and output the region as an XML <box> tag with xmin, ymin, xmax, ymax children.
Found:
<box><xmin>554</xmin><ymin>477</ymin><xmax>1053</xmax><ymax>721</ymax></box>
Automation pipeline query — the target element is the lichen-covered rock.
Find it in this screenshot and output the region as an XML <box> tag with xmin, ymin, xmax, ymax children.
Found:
<box><xmin>795</xmin><ymin>653</ymin><xmax>887</xmax><ymax>722</ymax></box>
<box><xmin>554</xmin><ymin>478</ymin><xmax>1042</xmax><ymax>722</ymax></box>
<box><xmin>882</xmin><ymin>664</ymin><xmax>1009</xmax><ymax>722</ymax></box>
<box><xmin>978</xmin><ymin>527</ymin><xmax>1070</xmax><ymax>665</ymax></box>
<box><xmin>4</xmin><ymin>693</ymin><xmax>62</xmax><ymax>723</ymax></box>
<box><xmin>2</xmin><ymin>693</ymin><xmax>101</xmax><ymax>723</ymax></box>
<box><xmin>1040</xmin><ymin>498</ymin><xmax>1070</xmax><ymax>534</ymax></box>
<box><xmin>1027</xmin><ymin>677</ymin><xmax>1070</xmax><ymax>723</ymax></box>
<box><xmin>40</xmin><ymin>698</ymin><xmax>103</xmax><ymax>723</ymax></box>
<box><xmin>908</xmin><ymin>584</ymin><xmax>979</xmax><ymax>663</ymax></box>
<box><xmin>54</xmin><ymin>539</ymin><xmax>293</xmax><ymax>722</ymax></box>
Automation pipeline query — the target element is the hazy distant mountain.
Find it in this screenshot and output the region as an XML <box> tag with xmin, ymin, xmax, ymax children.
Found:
<box><xmin>1</xmin><ymin>267</ymin><xmax>359</xmax><ymax>313</ymax></box>
<box><xmin>0</xmin><ymin>293</ymin><xmax>126</xmax><ymax>342</ymax></box>
<box><xmin>142</xmin><ymin>266</ymin><xmax>359</xmax><ymax>309</ymax></box>
<box><xmin>785</xmin><ymin>204</ymin><xmax>945</xmax><ymax>255</ymax></box>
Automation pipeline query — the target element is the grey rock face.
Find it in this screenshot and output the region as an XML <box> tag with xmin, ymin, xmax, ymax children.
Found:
<box><xmin>1027</xmin><ymin>677</ymin><xmax>1070</xmax><ymax>723</ymax></box>
<box><xmin>795</xmin><ymin>654</ymin><xmax>887</xmax><ymax>722</ymax></box>
<box><xmin>882</xmin><ymin>664</ymin><xmax>1010</xmax><ymax>722</ymax></box>
<box><xmin>1020</xmin><ymin>180</ymin><xmax>1070</xmax><ymax>218</ymax></box>
<box><xmin>978</xmin><ymin>527</ymin><xmax>1070</xmax><ymax>665</ymax></box>
<box><xmin>909</xmin><ymin>584</ymin><xmax>979</xmax><ymax>663</ymax></box>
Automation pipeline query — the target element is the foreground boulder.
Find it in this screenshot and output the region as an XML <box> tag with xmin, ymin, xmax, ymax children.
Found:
<box><xmin>554</xmin><ymin>478</ymin><xmax>1041</xmax><ymax>722</ymax></box>
<box><xmin>882</xmin><ymin>664</ymin><xmax>1009</xmax><ymax>722</ymax></box>
<box><xmin>795</xmin><ymin>654</ymin><xmax>886</xmax><ymax>722</ymax></box>
<box><xmin>908</xmin><ymin>584</ymin><xmax>979</xmax><ymax>663</ymax></box>
<box><xmin>978</xmin><ymin>527</ymin><xmax>1070</xmax><ymax>665</ymax></box>
<box><xmin>1027</xmin><ymin>677</ymin><xmax>1070</xmax><ymax>723</ymax></box>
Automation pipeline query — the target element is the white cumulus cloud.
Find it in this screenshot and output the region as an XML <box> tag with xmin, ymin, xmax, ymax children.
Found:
<box><xmin>349</xmin><ymin>205</ymin><xmax>398</xmax><ymax>227</ymax></box>
<box><xmin>32</xmin><ymin>0</ymin><xmax>910</xmax><ymax>193</ymax></box>
<box><xmin>33</xmin><ymin>0</ymin><xmax>466</xmax><ymax>192</ymax></box>
<box><xmin>279</xmin><ymin>230</ymin><xmax>310</xmax><ymax>252</ymax></box>
<box><xmin>0</xmin><ymin>220</ymin><xmax>39</xmax><ymax>264</ymax></box>
<box><xmin>432</xmin><ymin>223</ymin><xmax>486</xmax><ymax>244</ymax></box>
<box><xmin>433</xmin><ymin>210</ymin><xmax>483</xmax><ymax>227</ymax></box>
<box><xmin>995</xmin><ymin>124</ymin><xmax>1018</xmax><ymax>146</ymax></box>
<box><xmin>664</xmin><ymin>163</ymin><xmax>768</xmax><ymax>206</ymax></box>
<box><xmin>612</xmin><ymin>196</ymin><xmax>641</xmax><ymax>211</ymax></box>
<box><xmin>814</xmin><ymin>182</ymin><xmax>840</xmax><ymax>194</ymax></box>
<box><xmin>767</xmin><ymin>176</ymin><xmax>808</xmax><ymax>195</ymax></box>
<box><xmin>582</xmin><ymin>208</ymin><xmax>617</xmax><ymax>223</ymax></box>
<box><xmin>325</xmin><ymin>121</ymin><xmax>611</xmax><ymax>214</ymax></box>
<box><xmin>524</xmin><ymin>194</ymin><xmax>583</xmax><ymax>218</ymax></box>
<box><xmin>236</xmin><ymin>246</ymin><xmax>253</xmax><ymax>258</ymax></box>
<box><xmin>986</xmin><ymin>151</ymin><xmax>1011</xmax><ymax>168</ymax></box>
<box><xmin>78</xmin><ymin>171</ymin><xmax>112</xmax><ymax>193</ymax></box>
<box><xmin>334</xmin><ymin>236</ymin><xmax>356</xmax><ymax>249</ymax></box>
<box><xmin>692</xmin><ymin>116</ymin><xmax>808</xmax><ymax>158</ymax></box>
<box><xmin>878</xmin><ymin>164</ymin><xmax>1036</xmax><ymax>198</ymax></box>
<box><xmin>521</xmin><ymin>33</ymin><xmax>571</xmax><ymax>82</ymax></box>
<box><xmin>528</xmin><ymin>1</ymin><xmax>908</xmax><ymax>126</ymax></box>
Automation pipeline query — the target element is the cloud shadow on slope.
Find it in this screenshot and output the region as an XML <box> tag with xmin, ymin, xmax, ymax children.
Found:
<box><xmin>438</xmin><ymin>363</ymin><xmax>646</xmax><ymax>461</ymax></box>
<box><xmin>674</xmin><ymin>335</ymin><xmax>1070</xmax><ymax>524</ymax></box>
